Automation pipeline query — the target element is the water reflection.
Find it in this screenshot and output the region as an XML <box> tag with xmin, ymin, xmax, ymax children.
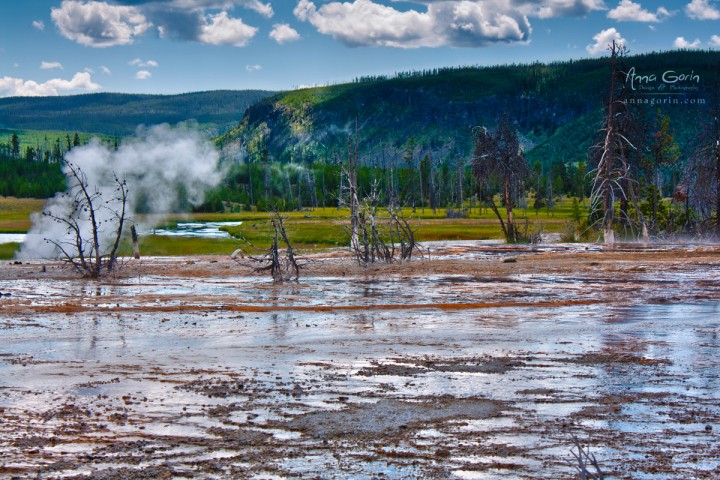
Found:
<box><xmin>147</xmin><ymin>221</ymin><xmax>243</xmax><ymax>238</ymax></box>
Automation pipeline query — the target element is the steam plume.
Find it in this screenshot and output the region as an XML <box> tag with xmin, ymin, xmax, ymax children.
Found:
<box><xmin>20</xmin><ymin>124</ymin><xmax>223</xmax><ymax>259</ymax></box>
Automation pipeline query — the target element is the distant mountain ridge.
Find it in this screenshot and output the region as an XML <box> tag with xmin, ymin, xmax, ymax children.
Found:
<box><xmin>0</xmin><ymin>90</ymin><xmax>274</xmax><ymax>136</ymax></box>
<box><xmin>216</xmin><ymin>50</ymin><xmax>716</xmax><ymax>168</ymax></box>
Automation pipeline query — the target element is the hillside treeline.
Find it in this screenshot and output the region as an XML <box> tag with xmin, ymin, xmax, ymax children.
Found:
<box><xmin>0</xmin><ymin>131</ymin><xmax>84</xmax><ymax>198</ymax></box>
<box><xmin>197</xmin><ymin>143</ymin><xmax>591</xmax><ymax>214</ymax></box>
<box><xmin>0</xmin><ymin>90</ymin><xmax>273</xmax><ymax>136</ymax></box>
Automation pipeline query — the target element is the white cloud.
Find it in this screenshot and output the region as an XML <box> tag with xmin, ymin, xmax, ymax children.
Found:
<box><xmin>241</xmin><ymin>0</ymin><xmax>274</xmax><ymax>18</ymax></box>
<box><xmin>40</xmin><ymin>61</ymin><xmax>64</xmax><ymax>70</ymax></box>
<box><xmin>154</xmin><ymin>0</ymin><xmax>273</xmax><ymax>17</ymax></box>
<box><xmin>245</xmin><ymin>64</ymin><xmax>262</xmax><ymax>72</ymax></box>
<box><xmin>294</xmin><ymin>0</ymin><xmax>534</xmax><ymax>48</ymax></box>
<box><xmin>710</xmin><ymin>34</ymin><xmax>720</xmax><ymax>46</ymax></box>
<box><xmin>685</xmin><ymin>0</ymin><xmax>720</xmax><ymax>20</ymax></box>
<box><xmin>528</xmin><ymin>0</ymin><xmax>607</xmax><ymax>19</ymax></box>
<box><xmin>101</xmin><ymin>65</ymin><xmax>112</xmax><ymax>75</ymax></box>
<box><xmin>51</xmin><ymin>0</ymin><xmax>152</xmax><ymax>47</ymax></box>
<box><xmin>292</xmin><ymin>0</ymin><xmax>609</xmax><ymax>49</ymax></box>
<box><xmin>129</xmin><ymin>58</ymin><xmax>159</xmax><ymax>67</ymax></box>
<box><xmin>0</xmin><ymin>72</ymin><xmax>101</xmax><ymax>97</ymax></box>
<box><xmin>198</xmin><ymin>11</ymin><xmax>257</xmax><ymax>46</ymax></box>
<box><xmin>84</xmin><ymin>67</ymin><xmax>94</xmax><ymax>73</ymax></box>
<box><xmin>608</xmin><ymin>1</ymin><xmax>671</xmax><ymax>22</ymax></box>
<box><xmin>135</xmin><ymin>70</ymin><xmax>152</xmax><ymax>79</ymax></box>
<box><xmin>294</xmin><ymin>0</ymin><xmax>437</xmax><ymax>48</ymax></box>
<box><xmin>586</xmin><ymin>27</ymin><xmax>626</xmax><ymax>55</ymax></box>
<box><xmin>32</xmin><ymin>20</ymin><xmax>45</xmax><ymax>31</ymax></box>
<box><xmin>269</xmin><ymin>23</ymin><xmax>301</xmax><ymax>44</ymax></box>
<box><xmin>674</xmin><ymin>36</ymin><xmax>702</xmax><ymax>48</ymax></box>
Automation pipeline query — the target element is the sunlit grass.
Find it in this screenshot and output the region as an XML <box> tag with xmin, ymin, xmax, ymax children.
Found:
<box><xmin>0</xmin><ymin>197</ymin><xmax>590</xmax><ymax>256</ymax></box>
<box><xmin>0</xmin><ymin>197</ymin><xmax>45</xmax><ymax>233</ymax></box>
<box><xmin>0</xmin><ymin>242</ymin><xmax>19</xmax><ymax>260</ymax></box>
<box><xmin>118</xmin><ymin>235</ymin><xmax>241</xmax><ymax>257</ymax></box>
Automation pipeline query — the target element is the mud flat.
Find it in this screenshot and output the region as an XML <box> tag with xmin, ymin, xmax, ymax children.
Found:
<box><xmin>1</xmin><ymin>242</ymin><xmax>719</xmax><ymax>479</ymax></box>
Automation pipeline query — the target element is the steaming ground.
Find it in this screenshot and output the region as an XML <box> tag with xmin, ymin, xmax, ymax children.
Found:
<box><xmin>19</xmin><ymin>124</ymin><xmax>223</xmax><ymax>260</ymax></box>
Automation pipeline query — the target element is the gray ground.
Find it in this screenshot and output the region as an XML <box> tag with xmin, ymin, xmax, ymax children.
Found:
<box><xmin>0</xmin><ymin>243</ymin><xmax>719</xmax><ymax>479</ymax></box>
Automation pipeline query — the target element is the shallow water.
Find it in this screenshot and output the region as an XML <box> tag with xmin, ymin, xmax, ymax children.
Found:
<box><xmin>0</xmin><ymin>233</ymin><xmax>25</xmax><ymax>245</ymax></box>
<box><xmin>0</xmin><ymin>252</ymin><xmax>719</xmax><ymax>479</ymax></box>
<box><xmin>145</xmin><ymin>220</ymin><xmax>243</xmax><ymax>238</ymax></box>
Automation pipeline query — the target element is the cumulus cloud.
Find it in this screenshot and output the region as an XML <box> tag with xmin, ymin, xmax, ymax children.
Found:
<box><xmin>685</xmin><ymin>0</ymin><xmax>720</xmax><ymax>20</ymax></box>
<box><xmin>245</xmin><ymin>64</ymin><xmax>262</xmax><ymax>72</ymax></box>
<box><xmin>527</xmin><ymin>0</ymin><xmax>607</xmax><ymax>19</ymax></box>
<box><xmin>294</xmin><ymin>0</ymin><xmax>537</xmax><ymax>48</ymax></box>
<box><xmin>129</xmin><ymin>58</ymin><xmax>159</xmax><ymax>67</ymax></box>
<box><xmin>674</xmin><ymin>36</ymin><xmax>702</xmax><ymax>48</ymax></box>
<box><xmin>0</xmin><ymin>72</ymin><xmax>101</xmax><ymax>97</ymax></box>
<box><xmin>140</xmin><ymin>6</ymin><xmax>259</xmax><ymax>47</ymax></box>
<box><xmin>269</xmin><ymin>23</ymin><xmax>301</xmax><ymax>44</ymax></box>
<box><xmin>238</xmin><ymin>0</ymin><xmax>273</xmax><ymax>17</ymax></box>
<box><xmin>198</xmin><ymin>11</ymin><xmax>257</xmax><ymax>46</ymax></box>
<box><xmin>32</xmin><ymin>20</ymin><xmax>45</xmax><ymax>30</ymax></box>
<box><xmin>51</xmin><ymin>0</ymin><xmax>152</xmax><ymax>47</ymax></box>
<box><xmin>710</xmin><ymin>34</ymin><xmax>720</xmax><ymax>46</ymax></box>
<box><xmin>586</xmin><ymin>27</ymin><xmax>626</xmax><ymax>55</ymax></box>
<box><xmin>41</xmin><ymin>61</ymin><xmax>64</xmax><ymax>70</ymax></box>
<box><xmin>135</xmin><ymin>70</ymin><xmax>152</xmax><ymax>79</ymax></box>
<box><xmin>120</xmin><ymin>0</ymin><xmax>273</xmax><ymax>17</ymax></box>
<box><xmin>96</xmin><ymin>1</ymin><xmax>271</xmax><ymax>46</ymax></box>
<box><xmin>608</xmin><ymin>1</ymin><xmax>671</xmax><ymax>22</ymax></box>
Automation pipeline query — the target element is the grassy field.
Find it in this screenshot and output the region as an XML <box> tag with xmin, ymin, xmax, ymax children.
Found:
<box><xmin>0</xmin><ymin>197</ymin><xmax>45</xmax><ymax>233</ymax></box>
<box><xmin>0</xmin><ymin>196</ymin><xmax>589</xmax><ymax>259</ymax></box>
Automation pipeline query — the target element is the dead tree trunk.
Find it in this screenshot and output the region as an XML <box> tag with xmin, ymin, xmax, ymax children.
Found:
<box><xmin>715</xmin><ymin>100</ymin><xmax>720</xmax><ymax>234</ymax></box>
<box><xmin>503</xmin><ymin>174</ymin><xmax>515</xmax><ymax>242</ymax></box>
<box><xmin>131</xmin><ymin>225</ymin><xmax>140</xmax><ymax>259</ymax></box>
<box><xmin>591</xmin><ymin>40</ymin><xmax>636</xmax><ymax>246</ymax></box>
<box><xmin>346</xmin><ymin>119</ymin><xmax>360</xmax><ymax>253</ymax></box>
<box><xmin>43</xmin><ymin>161</ymin><xmax>129</xmax><ymax>278</ymax></box>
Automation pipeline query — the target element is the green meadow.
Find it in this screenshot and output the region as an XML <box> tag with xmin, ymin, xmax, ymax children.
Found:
<box><xmin>0</xmin><ymin>197</ymin><xmax>45</xmax><ymax>233</ymax></box>
<box><xmin>0</xmin><ymin>196</ymin><xmax>589</xmax><ymax>260</ymax></box>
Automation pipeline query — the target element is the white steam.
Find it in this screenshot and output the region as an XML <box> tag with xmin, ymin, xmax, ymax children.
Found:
<box><xmin>20</xmin><ymin>124</ymin><xmax>223</xmax><ymax>260</ymax></box>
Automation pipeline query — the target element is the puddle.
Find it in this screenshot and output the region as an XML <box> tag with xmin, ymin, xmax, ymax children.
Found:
<box><xmin>145</xmin><ymin>221</ymin><xmax>243</xmax><ymax>238</ymax></box>
<box><xmin>0</xmin><ymin>233</ymin><xmax>25</xmax><ymax>245</ymax></box>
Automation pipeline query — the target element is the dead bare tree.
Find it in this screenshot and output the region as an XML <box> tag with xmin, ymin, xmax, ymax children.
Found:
<box><xmin>344</xmin><ymin>118</ymin><xmax>361</xmax><ymax>255</ymax></box>
<box><xmin>589</xmin><ymin>40</ymin><xmax>639</xmax><ymax>245</ymax></box>
<box><xmin>337</xmin><ymin>119</ymin><xmax>421</xmax><ymax>266</ymax></box>
<box><xmin>387</xmin><ymin>207</ymin><xmax>419</xmax><ymax>261</ymax></box>
<box><xmin>346</xmin><ymin>179</ymin><xmax>421</xmax><ymax>266</ymax></box>
<box><xmin>685</xmin><ymin>80</ymin><xmax>720</xmax><ymax>236</ymax></box>
<box><xmin>233</xmin><ymin>211</ymin><xmax>300</xmax><ymax>282</ymax></box>
<box><xmin>471</xmin><ymin>114</ymin><xmax>529</xmax><ymax>243</ymax></box>
<box><xmin>43</xmin><ymin>160</ymin><xmax>129</xmax><ymax>278</ymax></box>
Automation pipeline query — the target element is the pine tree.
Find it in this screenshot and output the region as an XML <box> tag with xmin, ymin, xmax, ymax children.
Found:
<box><xmin>10</xmin><ymin>133</ymin><xmax>20</xmax><ymax>158</ymax></box>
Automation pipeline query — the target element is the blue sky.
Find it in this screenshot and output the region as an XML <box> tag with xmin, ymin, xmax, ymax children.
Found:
<box><xmin>0</xmin><ymin>0</ymin><xmax>719</xmax><ymax>96</ymax></box>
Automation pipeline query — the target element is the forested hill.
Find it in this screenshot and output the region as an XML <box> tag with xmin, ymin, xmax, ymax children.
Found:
<box><xmin>217</xmin><ymin>50</ymin><xmax>716</xmax><ymax>167</ymax></box>
<box><xmin>0</xmin><ymin>90</ymin><xmax>274</xmax><ymax>136</ymax></box>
